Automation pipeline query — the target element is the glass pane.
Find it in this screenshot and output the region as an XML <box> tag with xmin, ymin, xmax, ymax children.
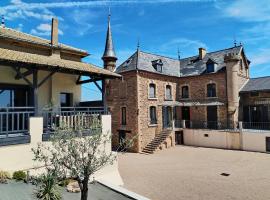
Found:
<box><xmin>0</xmin><ymin>90</ymin><xmax>12</xmax><ymax>107</ymax></box>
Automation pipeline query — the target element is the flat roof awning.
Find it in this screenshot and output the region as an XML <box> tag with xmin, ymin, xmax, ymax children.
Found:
<box><xmin>160</xmin><ymin>100</ymin><xmax>225</xmax><ymax>107</ymax></box>
<box><xmin>0</xmin><ymin>48</ymin><xmax>121</xmax><ymax>79</ymax></box>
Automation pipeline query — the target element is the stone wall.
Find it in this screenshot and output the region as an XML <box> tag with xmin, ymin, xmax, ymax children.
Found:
<box><xmin>106</xmin><ymin>71</ymin><xmax>140</xmax><ymax>152</ymax></box>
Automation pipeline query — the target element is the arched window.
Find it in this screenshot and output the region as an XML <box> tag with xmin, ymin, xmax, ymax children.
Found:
<box><xmin>149</xmin><ymin>83</ymin><xmax>156</xmax><ymax>98</ymax></box>
<box><xmin>150</xmin><ymin>106</ymin><xmax>157</xmax><ymax>124</ymax></box>
<box><xmin>207</xmin><ymin>83</ymin><xmax>216</xmax><ymax>97</ymax></box>
<box><xmin>182</xmin><ymin>86</ymin><xmax>189</xmax><ymax>98</ymax></box>
<box><xmin>165</xmin><ymin>85</ymin><xmax>172</xmax><ymax>100</ymax></box>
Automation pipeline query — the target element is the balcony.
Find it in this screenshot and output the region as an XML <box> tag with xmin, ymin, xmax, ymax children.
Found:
<box><xmin>0</xmin><ymin>106</ymin><xmax>106</xmax><ymax>146</ymax></box>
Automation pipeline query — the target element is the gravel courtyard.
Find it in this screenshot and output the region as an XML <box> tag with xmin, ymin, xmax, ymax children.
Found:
<box><xmin>118</xmin><ymin>146</ymin><xmax>270</xmax><ymax>200</ymax></box>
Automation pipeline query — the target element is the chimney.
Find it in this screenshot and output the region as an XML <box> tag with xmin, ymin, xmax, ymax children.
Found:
<box><xmin>199</xmin><ymin>47</ymin><xmax>206</xmax><ymax>60</ymax></box>
<box><xmin>51</xmin><ymin>18</ymin><xmax>58</xmax><ymax>46</ymax></box>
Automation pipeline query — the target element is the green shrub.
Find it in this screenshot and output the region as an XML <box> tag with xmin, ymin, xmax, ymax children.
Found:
<box><xmin>35</xmin><ymin>173</ymin><xmax>62</xmax><ymax>200</ymax></box>
<box><xmin>13</xmin><ymin>170</ymin><xmax>26</xmax><ymax>181</ymax></box>
<box><xmin>0</xmin><ymin>170</ymin><xmax>11</xmax><ymax>183</ymax></box>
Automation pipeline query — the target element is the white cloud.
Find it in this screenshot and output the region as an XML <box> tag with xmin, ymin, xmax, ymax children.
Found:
<box><xmin>159</xmin><ymin>37</ymin><xmax>207</xmax><ymax>57</ymax></box>
<box><xmin>222</xmin><ymin>0</ymin><xmax>270</xmax><ymax>22</ymax></box>
<box><xmin>30</xmin><ymin>23</ymin><xmax>63</xmax><ymax>36</ymax></box>
<box><xmin>15</xmin><ymin>23</ymin><xmax>23</xmax><ymax>31</ymax></box>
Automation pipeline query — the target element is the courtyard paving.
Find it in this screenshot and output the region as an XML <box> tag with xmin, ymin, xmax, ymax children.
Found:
<box><xmin>118</xmin><ymin>146</ymin><xmax>270</xmax><ymax>200</ymax></box>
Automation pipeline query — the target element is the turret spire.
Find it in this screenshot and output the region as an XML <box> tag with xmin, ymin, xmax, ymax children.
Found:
<box><xmin>102</xmin><ymin>10</ymin><xmax>117</xmax><ymax>61</ymax></box>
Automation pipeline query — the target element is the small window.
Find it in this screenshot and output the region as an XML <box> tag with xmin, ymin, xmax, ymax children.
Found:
<box><xmin>207</xmin><ymin>83</ymin><xmax>216</xmax><ymax>97</ymax></box>
<box><xmin>206</xmin><ymin>63</ymin><xmax>215</xmax><ymax>73</ymax></box>
<box><xmin>150</xmin><ymin>106</ymin><xmax>157</xmax><ymax>124</ymax></box>
<box><xmin>121</xmin><ymin>107</ymin><xmax>127</xmax><ymax>125</ymax></box>
<box><xmin>152</xmin><ymin>59</ymin><xmax>163</xmax><ymax>72</ymax></box>
<box><xmin>60</xmin><ymin>93</ymin><xmax>72</xmax><ymax>107</ymax></box>
<box><xmin>149</xmin><ymin>83</ymin><xmax>156</xmax><ymax>98</ymax></box>
<box><xmin>165</xmin><ymin>85</ymin><xmax>172</xmax><ymax>100</ymax></box>
<box><xmin>181</xmin><ymin>86</ymin><xmax>189</xmax><ymax>99</ymax></box>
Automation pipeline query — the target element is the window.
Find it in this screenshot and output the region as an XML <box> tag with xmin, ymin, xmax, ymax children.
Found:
<box><xmin>152</xmin><ymin>59</ymin><xmax>163</xmax><ymax>72</ymax></box>
<box><xmin>240</xmin><ymin>59</ymin><xmax>243</xmax><ymax>71</ymax></box>
<box><xmin>0</xmin><ymin>85</ymin><xmax>31</xmax><ymax>107</ymax></box>
<box><xmin>121</xmin><ymin>107</ymin><xmax>127</xmax><ymax>125</ymax></box>
<box><xmin>165</xmin><ymin>85</ymin><xmax>172</xmax><ymax>100</ymax></box>
<box><xmin>181</xmin><ymin>86</ymin><xmax>189</xmax><ymax>99</ymax></box>
<box><xmin>206</xmin><ymin>63</ymin><xmax>215</xmax><ymax>73</ymax></box>
<box><xmin>207</xmin><ymin>83</ymin><xmax>216</xmax><ymax>97</ymax></box>
<box><xmin>150</xmin><ymin>106</ymin><xmax>157</xmax><ymax>124</ymax></box>
<box><xmin>60</xmin><ymin>93</ymin><xmax>72</xmax><ymax>107</ymax></box>
<box><xmin>149</xmin><ymin>83</ymin><xmax>156</xmax><ymax>98</ymax></box>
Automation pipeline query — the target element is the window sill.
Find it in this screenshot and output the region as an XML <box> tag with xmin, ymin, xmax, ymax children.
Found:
<box><xmin>206</xmin><ymin>96</ymin><xmax>218</xmax><ymax>99</ymax></box>
<box><xmin>148</xmin><ymin>124</ymin><xmax>158</xmax><ymax>127</ymax></box>
<box><xmin>148</xmin><ymin>97</ymin><xmax>158</xmax><ymax>100</ymax></box>
<box><xmin>165</xmin><ymin>99</ymin><xmax>173</xmax><ymax>101</ymax></box>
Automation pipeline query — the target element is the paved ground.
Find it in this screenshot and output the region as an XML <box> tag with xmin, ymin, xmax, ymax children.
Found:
<box><xmin>0</xmin><ymin>181</ymin><xmax>133</xmax><ymax>200</ymax></box>
<box><xmin>118</xmin><ymin>146</ymin><xmax>270</xmax><ymax>200</ymax></box>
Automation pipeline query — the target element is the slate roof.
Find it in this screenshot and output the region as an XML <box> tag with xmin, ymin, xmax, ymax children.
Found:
<box><xmin>116</xmin><ymin>46</ymin><xmax>243</xmax><ymax>77</ymax></box>
<box><xmin>0</xmin><ymin>27</ymin><xmax>88</xmax><ymax>56</ymax></box>
<box><xmin>241</xmin><ymin>76</ymin><xmax>270</xmax><ymax>92</ymax></box>
<box><xmin>0</xmin><ymin>48</ymin><xmax>121</xmax><ymax>78</ymax></box>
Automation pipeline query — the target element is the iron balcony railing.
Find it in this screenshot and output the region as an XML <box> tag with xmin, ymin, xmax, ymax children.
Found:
<box><xmin>182</xmin><ymin>120</ymin><xmax>239</xmax><ymax>130</ymax></box>
<box><xmin>42</xmin><ymin>107</ymin><xmax>106</xmax><ymax>134</ymax></box>
<box><xmin>242</xmin><ymin>122</ymin><xmax>270</xmax><ymax>131</ymax></box>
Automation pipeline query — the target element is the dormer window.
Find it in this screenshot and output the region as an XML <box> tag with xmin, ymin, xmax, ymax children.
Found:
<box><xmin>206</xmin><ymin>59</ymin><xmax>216</xmax><ymax>73</ymax></box>
<box><xmin>152</xmin><ymin>59</ymin><xmax>163</xmax><ymax>72</ymax></box>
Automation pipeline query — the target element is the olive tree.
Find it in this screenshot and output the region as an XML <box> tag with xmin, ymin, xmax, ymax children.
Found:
<box><xmin>32</xmin><ymin>116</ymin><xmax>133</xmax><ymax>200</ymax></box>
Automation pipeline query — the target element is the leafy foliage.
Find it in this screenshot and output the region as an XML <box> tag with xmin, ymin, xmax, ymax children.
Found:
<box><xmin>0</xmin><ymin>170</ymin><xmax>11</xmax><ymax>183</ymax></box>
<box><xmin>12</xmin><ymin>170</ymin><xmax>26</xmax><ymax>181</ymax></box>
<box><xmin>35</xmin><ymin>172</ymin><xmax>62</xmax><ymax>200</ymax></box>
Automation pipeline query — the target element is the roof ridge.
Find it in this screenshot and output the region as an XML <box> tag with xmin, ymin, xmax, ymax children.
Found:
<box><xmin>250</xmin><ymin>76</ymin><xmax>270</xmax><ymax>79</ymax></box>
<box><xmin>139</xmin><ymin>45</ymin><xmax>242</xmax><ymax>62</ymax></box>
<box><xmin>0</xmin><ymin>26</ymin><xmax>88</xmax><ymax>54</ymax></box>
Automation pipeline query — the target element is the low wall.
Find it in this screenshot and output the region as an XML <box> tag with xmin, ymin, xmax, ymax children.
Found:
<box><xmin>0</xmin><ymin>115</ymin><xmax>123</xmax><ymax>186</ymax></box>
<box><xmin>183</xmin><ymin>129</ymin><xmax>241</xmax><ymax>150</ymax></box>
<box><xmin>241</xmin><ymin>131</ymin><xmax>270</xmax><ymax>153</ymax></box>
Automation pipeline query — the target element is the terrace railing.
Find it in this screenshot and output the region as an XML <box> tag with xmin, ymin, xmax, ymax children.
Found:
<box><xmin>42</xmin><ymin>107</ymin><xmax>106</xmax><ymax>138</ymax></box>
<box><xmin>242</xmin><ymin>122</ymin><xmax>270</xmax><ymax>131</ymax></box>
<box><xmin>0</xmin><ymin>107</ymin><xmax>34</xmax><ymax>146</ymax></box>
<box><xmin>182</xmin><ymin>120</ymin><xmax>239</xmax><ymax>131</ymax></box>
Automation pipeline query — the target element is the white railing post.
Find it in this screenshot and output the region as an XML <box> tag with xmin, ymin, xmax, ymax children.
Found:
<box><xmin>29</xmin><ymin>117</ymin><xmax>43</xmax><ymax>144</ymax></box>
<box><xmin>182</xmin><ymin>120</ymin><xmax>186</xmax><ymax>129</ymax></box>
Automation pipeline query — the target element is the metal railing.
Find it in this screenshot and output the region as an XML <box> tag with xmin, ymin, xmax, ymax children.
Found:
<box><xmin>242</xmin><ymin>122</ymin><xmax>270</xmax><ymax>131</ymax></box>
<box><xmin>182</xmin><ymin>120</ymin><xmax>239</xmax><ymax>130</ymax></box>
<box><xmin>174</xmin><ymin>120</ymin><xmax>183</xmax><ymax>129</ymax></box>
<box><xmin>0</xmin><ymin>107</ymin><xmax>34</xmax><ymax>138</ymax></box>
<box><xmin>43</xmin><ymin>107</ymin><xmax>106</xmax><ymax>134</ymax></box>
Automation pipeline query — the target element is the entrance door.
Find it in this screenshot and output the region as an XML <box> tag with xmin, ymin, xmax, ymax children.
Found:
<box><xmin>162</xmin><ymin>106</ymin><xmax>172</xmax><ymax>129</ymax></box>
<box><xmin>118</xmin><ymin>130</ymin><xmax>126</xmax><ymax>151</ymax></box>
<box><xmin>207</xmin><ymin>106</ymin><xmax>218</xmax><ymax>129</ymax></box>
<box><xmin>182</xmin><ymin>107</ymin><xmax>190</xmax><ymax>128</ymax></box>
<box><xmin>175</xmin><ymin>131</ymin><xmax>184</xmax><ymax>145</ymax></box>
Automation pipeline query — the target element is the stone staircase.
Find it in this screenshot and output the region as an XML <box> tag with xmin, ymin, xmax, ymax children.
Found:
<box><xmin>142</xmin><ymin>130</ymin><xmax>172</xmax><ymax>154</ymax></box>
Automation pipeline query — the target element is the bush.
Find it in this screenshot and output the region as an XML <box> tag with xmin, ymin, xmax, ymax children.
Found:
<box><xmin>13</xmin><ymin>170</ymin><xmax>26</xmax><ymax>181</ymax></box>
<box><xmin>35</xmin><ymin>173</ymin><xmax>62</xmax><ymax>200</ymax></box>
<box><xmin>0</xmin><ymin>170</ymin><xmax>11</xmax><ymax>183</ymax></box>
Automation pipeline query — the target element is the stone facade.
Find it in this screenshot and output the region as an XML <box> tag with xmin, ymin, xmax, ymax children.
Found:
<box><xmin>105</xmin><ymin>49</ymin><xmax>250</xmax><ymax>153</ymax></box>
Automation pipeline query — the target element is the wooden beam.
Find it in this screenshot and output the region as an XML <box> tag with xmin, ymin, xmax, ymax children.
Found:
<box><xmin>15</xmin><ymin>69</ymin><xmax>33</xmax><ymax>80</ymax></box>
<box><xmin>76</xmin><ymin>77</ymin><xmax>102</xmax><ymax>85</ymax></box>
<box><xmin>38</xmin><ymin>71</ymin><xmax>56</xmax><ymax>88</ymax></box>
<box><xmin>76</xmin><ymin>75</ymin><xmax>82</xmax><ymax>84</ymax></box>
<box><xmin>12</xmin><ymin>67</ymin><xmax>33</xmax><ymax>87</ymax></box>
<box><xmin>33</xmin><ymin>69</ymin><xmax>39</xmax><ymax>116</ymax></box>
<box><xmin>93</xmin><ymin>81</ymin><xmax>102</xmax><ymax>92</ymax></box>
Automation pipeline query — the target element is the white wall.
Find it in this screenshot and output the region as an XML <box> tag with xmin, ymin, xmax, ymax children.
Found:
<box><xmin>242</xmin><ymin>131</ymin><xmax>270</xmax><ymax>153</ymax></box>
<box><xmin>0</xmin><ymin>115</ymin><xmax>123</xmax><ymax>186</ymax></box>
<box><xmin>183</xmin><ymin>129</ymin><xmax>241</xmax><ymax>150</ymax></box>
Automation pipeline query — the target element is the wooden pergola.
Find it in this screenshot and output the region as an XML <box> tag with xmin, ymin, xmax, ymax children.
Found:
<box><xmin>0</xmin><ymin>48</ymin><xmax>121</xmax><ymax>116</ymax></box>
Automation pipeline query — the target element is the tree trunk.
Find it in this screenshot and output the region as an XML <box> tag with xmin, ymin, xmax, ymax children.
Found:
<box><xmin>80</xmin><ymin>177</ymin><xmax>89</xmax><ymax>200</ymax></box>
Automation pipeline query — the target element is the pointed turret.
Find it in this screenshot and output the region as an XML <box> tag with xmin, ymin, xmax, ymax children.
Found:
<box><xmin>102</xmin><ymin>12</ymin><xmax>117</xmax><ymax>72</ymax></box>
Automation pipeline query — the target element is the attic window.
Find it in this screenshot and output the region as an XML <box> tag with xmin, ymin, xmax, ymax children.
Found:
<box><xmin>206</xmin><ymin>59</ymin><xmax>216</xmax><ymax>73</ymax></box>
<box><xmin>123</xmin><ymin>58</ymin><xmax>132</xmax><ymax>67</ymax></box>
<box><xmin>152</xmin><ymin>59</ymin><xmax>163</xmax><ymax>72</ymax></box>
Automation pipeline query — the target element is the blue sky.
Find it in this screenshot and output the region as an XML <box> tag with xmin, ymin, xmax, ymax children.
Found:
<box><xmin>1</xmin><ymin>0</ymin><xmax>270</xmax><ymax>101</ymax></box>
